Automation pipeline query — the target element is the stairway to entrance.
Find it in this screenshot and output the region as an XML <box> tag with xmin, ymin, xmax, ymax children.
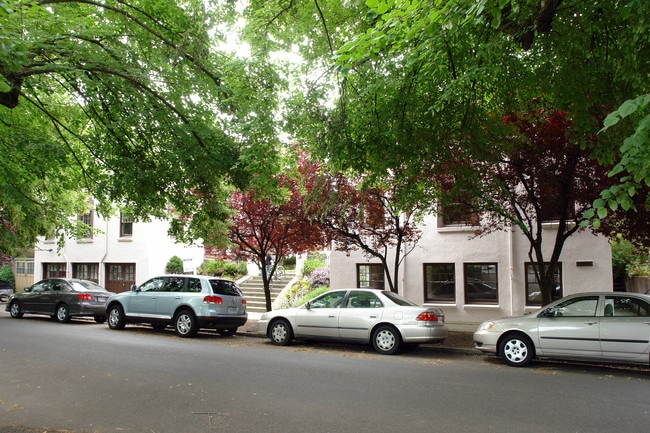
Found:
<box><xmin>238</xmin><ymin>270</ymin><xmax>296</xmax><ymax>314</ymax></box>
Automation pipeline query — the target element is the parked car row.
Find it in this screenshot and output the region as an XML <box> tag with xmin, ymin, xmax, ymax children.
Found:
<box><xmin>5</xmin><ymin>278</ymin><xmax>650</xmax><ymax>366</ymax></box>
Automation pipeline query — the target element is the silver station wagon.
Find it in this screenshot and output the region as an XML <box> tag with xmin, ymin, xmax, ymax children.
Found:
<box><xmin>106</xmin><ymin>275</ymin><xmax>247</xmax><ymax>337</ymax></box>
<box><xmin>474</xmin><ymin>292</ymin><xmax>650</xmax><ymax>367</ymax></box>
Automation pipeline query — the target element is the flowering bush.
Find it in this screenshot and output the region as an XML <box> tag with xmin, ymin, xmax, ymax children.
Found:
<box><xmin>308</xmin><ymin>267</ymin><xmax>330</xmax><ymax>289</ymax></box>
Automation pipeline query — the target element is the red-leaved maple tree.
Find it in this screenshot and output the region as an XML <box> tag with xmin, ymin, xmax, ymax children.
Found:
<box><xmin>228</xmin><ymin>153</ymin><xmax>326</xmax><ymax>311</ymax></box>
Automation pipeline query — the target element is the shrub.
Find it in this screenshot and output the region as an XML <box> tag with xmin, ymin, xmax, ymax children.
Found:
<box><xmin>165</xmin><ymin>256</ymin><xmax>184</xmax><ymax>274</ymax></box>
<box><xmin>198</xmin><ymin>260</ymin><xmax>247</xmax><ymax>279</ymax></box>
<box><xmin>308</xmin><ymin>267</ymin><xmax>330</xmax><ymax>289</ymax></box>
<box><xmin>302</xmin><ymin>257</ymin><xmax>325</xmax><ymax>277</ymax></box>
<box><xmin>0</xmin><ymin>264</ymin><xmax>14</xmax><ymax>284</ymax></box>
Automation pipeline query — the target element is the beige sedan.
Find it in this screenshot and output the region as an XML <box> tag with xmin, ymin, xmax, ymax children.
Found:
<box><xmin>474</xmin><ymin>292</ymin><xmax>650</xmax><ymax>367</ymax></box>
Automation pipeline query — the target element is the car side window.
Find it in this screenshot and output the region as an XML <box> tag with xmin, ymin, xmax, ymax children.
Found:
<box><xmin>607</xmin><ymin>296</ymin><xmax>650</xmax><ymax>317</ymax></box>
<box><xmin>551</xmin><ymin>296</ymin><xmax>598</xmax><ymax>317</ymax></box>
<box><xmin>310</xmin><ymin>291</ymin><xmax>346</xmax><ymax>309</ymax></box>
<box><xmin>162</xmin><ymin>277</ymin><xmax>185</xmax><ymax>292</ymax></box>
<box><xmin>209</xmin><ymin>280</ymin><xmax>242</xmax><ymax>296</ymax></box>
<box><xmin>31</xmin><ymin>281</ymin><xmax>48</xmax><ymax>293</ymax></box>
<box><xmin>52</xmin><ymin>280</ymin><xmax>65</xmax><ymax>291</ymax></box>
<box><xmin>186</xmin><ymin>278</ymin><xmax>203</xmax><ymax>293</ymax></box>
<box><xmin>140</xmin><ymin>277</ymin><xmax>165</xmax><ymax>292</ymax></box>
<box><xmin>346</xmin><ymin>291</ymin><xmax>383</xmax><ymax>308</ymax></box>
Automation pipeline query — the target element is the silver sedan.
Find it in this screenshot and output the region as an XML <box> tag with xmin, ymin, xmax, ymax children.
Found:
<box><xmin>474</xmin><ymin>292</ymin><xmax>650</xmax><ymax>367</ymax></box>
<box><xmin>257</xmin><ymin>288</ymin><xmax>448</xmax><ymax>355</ymax></box>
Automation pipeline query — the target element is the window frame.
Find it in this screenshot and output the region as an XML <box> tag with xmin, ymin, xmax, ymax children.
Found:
<box><xmin>356</xmin><ymin>264</ymin><xmax>385</xmax><ymax>289</ymax></box>
<box><xmin>120</xmin><ymin>212</ymin><xmax>133</xmax><ymax>237</ymax></box>
<box><xmin>463</xmin><ymin>263</ymin><xmax>498</xmax><ymax>304</ymax></box>
<box><xmin>423</xmin><ymin>263</ymin><xmax>456</xmax><ymax>303</ymax></box>
<box><xmin>525</xmin><ymin>262</ymin><xmax>563</xmax><ymax>306</ymax></box>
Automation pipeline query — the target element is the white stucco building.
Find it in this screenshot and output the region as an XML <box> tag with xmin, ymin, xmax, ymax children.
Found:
<box><xmin>329</xmin><ymin>215</ymin><xmax>613</xmax><ymax>330</ymax></box>
<box><xmin>34</xmin><ymin>211</ymin><xmax>204</xmax><ymax>293</ymax></box>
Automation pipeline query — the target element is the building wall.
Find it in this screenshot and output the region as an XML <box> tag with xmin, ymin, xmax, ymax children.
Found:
<box><xmin>34</xmin><ymin>213</ymin><xmax>204</xmax><ymax>288</ymax></box>
<box><xmin>329</xmin><ymin>215</ymin><xmax>613</xmax><ymax>330</ymax></box>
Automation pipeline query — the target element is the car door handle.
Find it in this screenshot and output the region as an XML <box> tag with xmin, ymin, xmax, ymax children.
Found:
<box><xmin>369</xmin><ymin>315</ymin><xmax>377</xmax><ymax>318</ymax></box>
<box><xmin>328</xmin><ymin>315</ymin><xmax>336</xmax><ymax>318</ymax></box>
<box><xmin>584</xmin><ymin>320</ymin><xmax>598</xmax><ymax>325</ymax></box>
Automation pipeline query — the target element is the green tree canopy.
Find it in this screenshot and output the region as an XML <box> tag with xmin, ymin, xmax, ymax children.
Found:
<box><xmin>1</xmin><ymin>0</ymin><xmax>283</xmax><ymax>253</ymax></box>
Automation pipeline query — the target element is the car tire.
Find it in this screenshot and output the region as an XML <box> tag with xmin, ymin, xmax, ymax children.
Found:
<box><xmin>268</xmin><ymin>319</ymin><xmax>293</xmax><ymax>346</ymax></box>
<box><xmin>372</xmin><ymin>325</ymin><xmax>401</xmax><ymax>355</ymax></box>
<box><xmin>174</xmin><ymin>309</ymin><xmax>198</xmax><ymax>338</ymax></box>
<box><xmin>107</xmin><ymin>304</ymin><xmax>126</xmax><ymax>330</ymax></box>
<box><xmin>9</xmin><ymin>301</ymin><xmax>23</xmax><ymax>318</ymax></box>
<box><xmin>55</xmin><ymin>303</ymin><xmax>71</xmax><ymax>323</ymax></box>
<box><xmin>499</xmin><ymin>333</ymin><xmax>535</xmax><ymax>367</ymax></box>
<box><xmin>217</xmin><ymin>328</ymin><xmax>237</xmax><ymax>336</ymax></box>
<box><xmin>94</xmin><ymin>315</ymin><xmax>107</xmax><ymax>324</ymax></box>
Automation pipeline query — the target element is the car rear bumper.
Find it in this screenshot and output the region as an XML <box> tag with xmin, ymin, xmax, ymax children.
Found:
<box><xmin>196</xmin><ymin>314</ymin><xmax>248</xmax><ymax>329</ymax></box>
<box><xmin>400</xmin><ymin>324</ymin><xmax>449</xmax><ymax>343</ymax></box>
<box><xmin>70</xmin><ymin>303</ymin><xmax>109</xmax><ymax>317</ymax></box>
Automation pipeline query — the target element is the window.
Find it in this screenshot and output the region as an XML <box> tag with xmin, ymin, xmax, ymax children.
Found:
<box><xmin>525</xmin><ymin>263</ymin><xmax>563</xmax><ymax>306</ymax></box>
<box><xmin>345</xmin><ymin>291</ymin><xmax>383</xmax><ymax>308</ymax></box>
<box><xmin>547</xmin><ymin>296</ymin><xmax>598</xmax><ymax>317</ymax></box>
<box><xmin>44</xmin><ymin>263</ymin><xmax>66</xmax><ymax>278</ymax></box>
<box><xmin>310</xmin><ymin>291</ymin><xmax>346</xmax><ymax>309</ymax></box>
<box><xmin>162</xmin><ymin>277</ymin><xmax>185</xmax><ymax>292</ymax></box>
<box><xmin>120</xmin><ymin>213</ymin><xmax>133</xmax><ymax>237</ymax></box>
<box><xmin>605</xmin><ymin>296</ymin><xmax>650</xmax><ymax>317</ymax></box>
<box><xmin>78</xmin><ymin>210</ymin><xmax>94</xmax><ymax>239</ymax></box>
<box><xmin>423</xmin><ymin>263</ymin><xmax>455</xmax><ymax>303</ymax></box>
<box><xmin>72</xmin><ymin>263</ymin><xmax>99</xmax><ymax>282</ymax></box>
<box><xmin>140</xmin><ymin>277</ymin><xmax>165</xmax><ymax>292</ymax></box>
<box><xmin>438</xmin><ymin>202</ymin><xmax>480</xmax><ymax>227</ymax></box>
<box><xmin>15</xmin><ymin>260</ymin><xmax>34</xmax><ymax>276</ymax></box>
<box><xmin>357</xmin><ymin>264</ymin><xmax>385</xmax><ymax>289</ymax></box>
<box><xmin>463</xmin><ymin>263</ymin><xmax>498</xmax><ymax>304</ymax></box>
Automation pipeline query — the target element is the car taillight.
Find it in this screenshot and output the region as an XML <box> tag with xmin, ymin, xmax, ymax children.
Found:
<box><xmin>76</xmin><ymin>293</ymin><xmax>93</xmax><ymax>301</ymax></box>
<box><xmin>242</xmin><ymin>298</ymin><xmax>246</xmax><ymax>305</ymax></box>
<box><xmin>203</xmin><ymin>295</ymin><xmax>223</xmax><ymax>304</ymax></box>
<box><xmin>416</xmin><ymin>311</ymin><xmax>444</xmax><ymax>323</ymax></box>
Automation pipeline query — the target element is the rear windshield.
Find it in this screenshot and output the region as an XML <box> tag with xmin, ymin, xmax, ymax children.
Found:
<box><xmin>71</xmin><ymin>280</ymin><xmax>109</xmax><ymax>292</ymax></box>
<box><xmin>209</xmin><ymin>279</ymin><xmax>243</xmax><ymax>297</ymax></box>
<box><xmin>382</xmin><ymin>291</ymin><xmax>417</xmax><ymax>306</ymax></box>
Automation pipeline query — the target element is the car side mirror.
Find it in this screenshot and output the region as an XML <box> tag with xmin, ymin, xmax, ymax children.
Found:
<box><xmin>305</xmin><ymin>301</ymin><xmax>311</xmax><ymax>310</ymax></box>
<box><xmin>542</xmin><ymin>307</ymin><xmax>560</xmax><ymax>317</ymax></box>
<box><xmin>130</xmin><ymin>284</ymin><xmax>138</xmax><ymax>292</ymax></box>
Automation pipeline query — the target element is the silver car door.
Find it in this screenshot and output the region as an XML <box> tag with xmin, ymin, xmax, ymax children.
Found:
<box><xmin>600</xmin><ymin>295</ymin><xmax>650</xmax><ymax>361</ymax></box>
<box><xmin>338</xmin><ymin>291</ymin><xmax>383</xmax><ymax>340</ymax></box>
<box><xmin>154</xmin><ymin>277</ymin><xmax>185</xmax><ymax>318</ymax></box>
<box><xmin>129</xmin><ymin>277</ymin><xmax>164</xmax><ymax>316</ymax></box>
<box><xmin>537</xmin><ymin>295</ymin><xmax>601</xmax><ymax>358</ymax></box>
<box><xmin>295</xmin><ymin>291</ymin><xmax>346</xmax><ymax>338</ymax></box>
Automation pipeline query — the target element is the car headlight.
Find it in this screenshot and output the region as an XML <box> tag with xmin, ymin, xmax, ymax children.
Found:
<box><xmin>477</xmin><ymin>321</ymin><xmax>495</xmax><ymax>331</ymax></box>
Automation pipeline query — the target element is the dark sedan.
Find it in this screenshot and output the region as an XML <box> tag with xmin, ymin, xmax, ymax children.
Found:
<box><xmin>6</xmin><ymin>278</ymin><xmax>114</xmax><ymax>323</ymax></box>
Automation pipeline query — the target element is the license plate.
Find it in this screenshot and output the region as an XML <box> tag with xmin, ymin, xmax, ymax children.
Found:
<box><xmin>97</xmin><ymin>297</ymin><xmax>106</xmax><ymax>302</ymax></box>
<box><xmin>228</xmin><ymin>306</ymin><xmax>237</xmax><ymax>314</ymax></box>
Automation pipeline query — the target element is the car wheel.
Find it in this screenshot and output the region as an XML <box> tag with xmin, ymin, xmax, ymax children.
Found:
<box><xmin>55</xmin><ymin>303</ymin><xmax>71</xmax><ymax>323</ymax></box>
<box><xmin>499</xmin><ymin>333</ymin><xmax>534</xmax><ymax>367</ymax></box>
<box><xmin>268</xmin><ymin>319</ymin><xmax>293</xmax><ymax>346</ymax></box>
<box><xmin>94</xmin><ymin>315</ymin><xmax>107</xmax><ymax>324</ymax></box>
<box><xmin>9</xmin><ymin>301</ymin><xmax>23</xmax><ymax>318</ymax></box>
<box><xmin>107</xmin><ymin>304</ymin><xmax>126</xmax><ymax>330</ymax></box>
<box><xmin>372</xmin><ymin>325</ymin><xmax>401</xmax><ymax>355</ymax></box>
<box><xmin>174</xmin><ymin>309</ymin><xmax>198</xmax><ymax>338</ymax></box>
<box><xmin>217</xmin><ymin>328</ymin><xmax>237</xmax><ymax>336</ymax></box>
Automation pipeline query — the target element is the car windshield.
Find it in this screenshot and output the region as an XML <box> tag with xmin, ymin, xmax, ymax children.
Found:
<box><xmin>209</xmin><ymin>279</ymin><xmax>242</xmax><ymax>296</ymax></box>
<box><xmin>70</xmin><ymin>280</ymin><xmax>108</xmax><ymax>292</ymax></box>
<box><xmin>381</xmin><ymin>291</ymin><xmax>417</xmax><ymax>306</ymax></box>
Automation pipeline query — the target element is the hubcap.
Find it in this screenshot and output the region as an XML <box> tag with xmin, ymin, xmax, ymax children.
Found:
<box><xmin>11</xmin><ymin>303</ymin><xmax>19</xmax><ymax>316</ymax></box>
<box><xmin>109</xmin><ymin>309</ymin><xmax>120</xmax><ymax>326</ymax></box>
<box><xmin>271</xmin><ymin>324</ymin><xmax>286</xmax><ymax>343</ymax></box>
<box><xmin>57</xmin><ymin>306</ymin><xmax>67</xmax><ymax>321</ymax></box>
<box><xmin>177</xmin><ymin>314</ymin><xmax>191</xmax><ymax>334</ymax></box>
<box><xmin>375</xmin><ymin>329</ymin><xmax>395</xmax><ymax>351</ymax></box>
<box><xmin>504</xmin><ymin>339</ymin><xmax>528</xmax><ymax>363</ymax></box>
